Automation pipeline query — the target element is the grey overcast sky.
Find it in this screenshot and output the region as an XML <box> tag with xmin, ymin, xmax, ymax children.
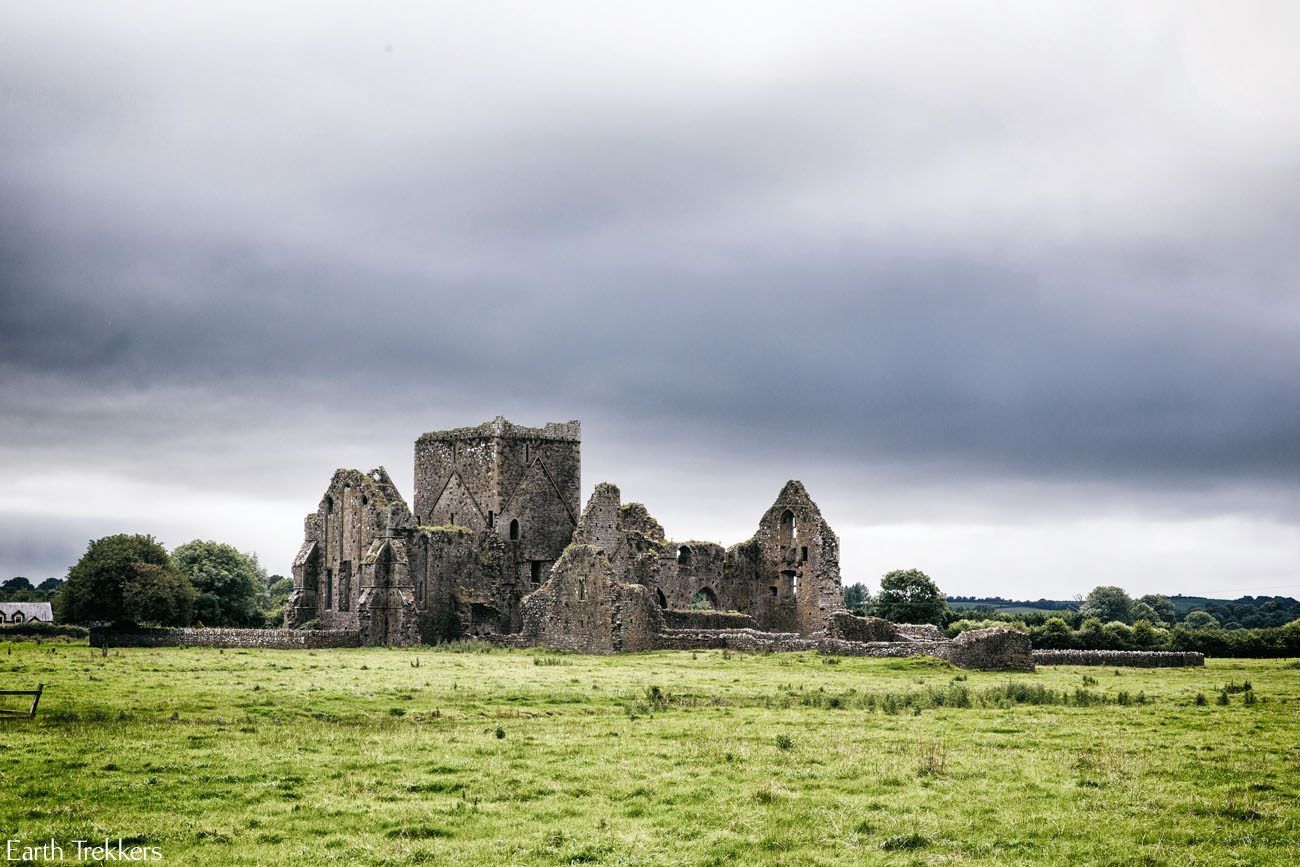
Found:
<box><xmin>2</xmin><ymin>2</ymin><xmax>1299</xmax><ymax>599</ymax></box>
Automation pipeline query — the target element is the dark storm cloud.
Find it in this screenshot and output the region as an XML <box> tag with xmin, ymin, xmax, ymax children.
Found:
<box><xmin>2</xmin><ymin>3</ymin><xmax>1299</xmax><ymax>587</ymax></box>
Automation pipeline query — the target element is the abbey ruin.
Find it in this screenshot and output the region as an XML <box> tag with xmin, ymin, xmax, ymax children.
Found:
<box><xmin>285</xmin><ymin>417</ymin><xmax>1032</xmax><ymax>668</ymax></box>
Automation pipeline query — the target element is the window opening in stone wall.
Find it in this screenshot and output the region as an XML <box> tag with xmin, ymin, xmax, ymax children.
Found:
<box><xmin>770</xmin><ymin>585</ymin><xmax>778</xmax><ymax>597</ymax></box>
<box><xmin>677</xmin><ymin>545</ymin><xmax>692</xmax><ymax>565</ymax></box>
<box><xmin>324</xmin><ymin>568</ymin><xmax>333</xmax><ymax>609</ymax></box>
<box><xmin>656</xmin><ymin>588</ymin><xmax>667</xmax><ymax>609</ymax></box>
<box><xmin>577</xmin><ymin>578</ymin><xmax>586</xmax><ymax>601</ymax></box>
<box><xmin>525</xmin><ymin>443</ymin><xmax>530</xmax><ymax>463</ymax></box>
<box><xmin>801</xmin><ymin>546</ymin><xmax>808</xmax><ymax>562</ymax></box>
<box><xmin>781</xmin><ymin>570</ymin><xmax>797</xmax><ymax>598</ymax></box>
<box><xmin>487</xmin><ymin>510</ymin><xmax>494</xmax><ymax>529</ymax></box>
<box><xmin>450</xmin><ymin>513</ymin><xmax>455</xmax><ymax>526</ymax></box>
<box><xmin>779</xmin><ymin>509</ymin><xmax>794</xmax><ymax>545</ymax></box>
<box><xmin>510</xmin><ymin>519</ymin><xmax>520</xmax><ymax>540</ymax></box>
<box><xmin>530</xmin><ymin>560</ymin><xmax>541</xmax><ymax>583</ymax></box>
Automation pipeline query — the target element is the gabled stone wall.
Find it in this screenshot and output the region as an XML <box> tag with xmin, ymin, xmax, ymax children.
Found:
<box><xmin>518</xmin><ymin>544</ymin><xmax>664</xmax><ymax>654</ymax></box>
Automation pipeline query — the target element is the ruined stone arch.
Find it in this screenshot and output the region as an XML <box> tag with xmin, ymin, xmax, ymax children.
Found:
<box><xmin>677</xmin><ymin>544</ymin><xmax>692</xmax><ymax>565</ymax></box>
<box><xmin>691</xmin><ymin>587</ymin><xmax>719</xmax><ymax>610</ymax></box>
<box><xmin>509</xmin><ymin>518</ymin><xmax>520</xmax><ymax>540</ymax></box>
<box><xmin>656</xmin><ymin>588</ymin><xmax>668</xmax><ymax>609</ymax></box>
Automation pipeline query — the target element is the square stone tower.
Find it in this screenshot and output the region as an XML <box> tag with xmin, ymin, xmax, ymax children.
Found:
<box><xmin>413</xmin><ymin>417</ymin><xmax>581</xmax><ymax>577</ymax></box>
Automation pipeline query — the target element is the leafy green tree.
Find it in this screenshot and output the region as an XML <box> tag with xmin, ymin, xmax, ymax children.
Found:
<box><xmin>873</xmin><ymin>569</ymin><xmax>948</xmax><ymax>625</ymax></box>
<box><xmin>1131</xmin><ymin>618</ymin><xmax>1164</xmax><ymax>649</ymax></box>
<box><xmin>1138</xmin><ymin>594</ymin><xmax>1177</xmax><ymax>626</ymax></box>
<box><xmin>1129</xmin><ymin>599</ymin><xmax>1160</xmax><ymax>624</ymax></box>
<box><xmin>1079</xmin><ymin>586</ymin><xmax>1134</xmax><ymax>624</ymax></box>
<box><xmin>262</xmin><ymin>575</ymin><xmax>294</xmax><ymax>626</ymax></box>
<box><xmin>171</xmin><ymin>540</ymin><xmax>267</xmax><ymax>627</ymax></box>
<box><xmin>57</xmin><ymin>534</ymin><xmax>174</xmax><ymax>624</ymax></box>
<box><xmin>123</xmin><ymin>563</ymin><xmax>196</xmax><ymax>626</ymax></box>
<box><xmin>37</xmin><ymin>577</ymin><xmax>64</xmax><ymax>593</ymax></box>
<box><xmin>2</xmin><ymin>577</ymin><xmax>33</xmax><ymax>597</ymax></box>
<box><xmin>1183</xmin><ymin>610</ymin><xmax>1220</xmax><ymax>630</ymax></box>
<box><xmin>842</xmin><ymin>582</ymin><xmax>869</xmax><ymax>611</ymax></box>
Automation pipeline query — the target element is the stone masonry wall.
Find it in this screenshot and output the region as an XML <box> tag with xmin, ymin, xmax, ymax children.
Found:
<box><xmin>90</xmin><ymin>627</ymin><xmax>362</xmax><ymax>649</ymax></box>
<box><xmin>655</xmin><ymin>625</ymin><xmax>1033</xmax><ymax>670</ymax></box>
<box><xmin>1033</xmin><ymin>649</ymin><xmax>1205</xmax><ymax>667</ymax></box>
<box><xmin>826</xmin><ymin>612</ymin><xmax>898</xmax><ymax>642</ymax></box>
<box><xmin>947</xmin><ymin>626</ymin><xmax>1034</xmax><ymax>670</ymax></box>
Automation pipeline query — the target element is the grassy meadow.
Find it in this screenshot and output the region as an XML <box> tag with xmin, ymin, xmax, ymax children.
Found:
<box><xmin>1</xmin><ymin>641</ymin><xmax>1297</xmax><ymax>865</ymax></box>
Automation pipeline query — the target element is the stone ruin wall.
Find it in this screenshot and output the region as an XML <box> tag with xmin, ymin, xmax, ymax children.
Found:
<box><xmin>287</xmin><ymin>467</ymin><xmax>414</xmax><ymax>632</ymax></box>
<box><xmin>1032</xmin><ymin>649</ymin><xmax>1205</xmax><ymax>667</ymax></box>
<box><xmin>517</xmin><ymin>545</ymin><xmax>663</xmax><ymax>654</ymax></box>
<box><xmin>569</xmin><ymin>481</ymin><xmax>843</xmax><ymax>637</ymax></box>
<box><xmin>91</xmin><ymin>627</ymin><xmax>362</xmax><ymax>649</ymax></box>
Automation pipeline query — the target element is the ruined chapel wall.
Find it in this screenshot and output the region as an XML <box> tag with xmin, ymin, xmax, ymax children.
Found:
<box><xmin>520</xmin><ymin>545</ymin><xmax>619</xmax><ymax>653</ymax></box>
<box><xmin>290</xmin><ymin>468</ymin><xmax>411</xmax><ymax>627</ymax></box>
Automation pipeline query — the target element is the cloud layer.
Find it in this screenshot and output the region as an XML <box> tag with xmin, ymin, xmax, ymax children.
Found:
<box><xmin>3</xmin><ymin>3</ymin><xmax>1299</xmax><ymax>597</ymax></box>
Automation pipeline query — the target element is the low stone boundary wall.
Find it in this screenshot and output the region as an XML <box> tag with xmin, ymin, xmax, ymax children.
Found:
<box><xmin>1032</xmin><ymin>649</ymin><xmax>1204</xmax><ymax>667</ymax></box>
<box><xmin>656</xmin><ymin>626</ymin><xmax>1033</xmax><ymax>670</ymax></box>
<box><xmin>89</xmin><ymin>627</ymin><xmax>362</xmax><ymax>649</ymax></box>
<box><xmin>896</xmin><ymin>624</ymin><xmax>944</xmax><ymax>641</ymax></box>
<box><xmin>661</xmin><ymin>610</ymin><xmax>759</xmax><ymax>631</ymax></box>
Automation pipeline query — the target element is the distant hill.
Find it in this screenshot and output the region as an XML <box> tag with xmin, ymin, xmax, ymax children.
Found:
<box><xmin>947</xmin><ymin>596</ymin><xmax>1076</xmax><ymax>613</ymax></box>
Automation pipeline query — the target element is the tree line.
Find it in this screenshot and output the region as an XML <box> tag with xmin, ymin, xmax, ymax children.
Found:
<box><xmin>28</xmin><ymin>534</ymin><xmax>293</xmax><ymax>628</ymax></box>
<box><xmin>845</xmin><ymin>574</ymin><xmax>1300</xmax><ymax>657</ymax></box>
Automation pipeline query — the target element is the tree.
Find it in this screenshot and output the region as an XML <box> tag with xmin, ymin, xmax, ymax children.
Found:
<box><xmin>1183</xmin><ymin>610</ymin><xmax>1220</xmax><ymax>630</ymax></box>
<box><xmin>843</xmin><ymin>582</ymin><xmax>869</xmax><ymax>612</ymax></box>
<box><xmin>1080</xmin><ymin>586</ymin><xmax>1134</xmax><ymax>624</ymax></box>
<box><xmin>1034</xmin><ymin>616</ymin><xmax>1074</xmax><ymax>649</ymax></box>
<box><xmin>171</xmin><ymin>540</ymin><xmax>267</xmax><ymax>627</ymax></box>
<box><xmin>122</xmin><ymin>563</ymin><xmax>195</xmax><ymax>626</ymax></box>
<box><xmin>873</xmin><ymin>569</ymin><xmax>948</xmax><ymax>625</ymax></box>
<box><xmin>57</xmin><ymin>534</ymin><xmax>174</xmax><ymax>624</ymax></box>
<box><xmin>2</xmin><ymin>577</ymin><xmax>33</xmax><ymax>597</ymax></box>
<box><xmin>1129</xmin><ymin>599</ymin><xmax>1160</xmax><ymax>624</ymax></box>
<box><xmin>262</xmin><ymin>575</ymin><xmax>294</xmax><ymax>626</ymax></box>
<box><xmin>1138</xmin><ymin>594</ymin><xmax>1177</xmax><ymax>626</ymax></box>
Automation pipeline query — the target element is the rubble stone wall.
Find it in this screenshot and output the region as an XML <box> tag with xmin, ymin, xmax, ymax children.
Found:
<box><xmin>1033</xmin><ymin>649</ymin><xmax>1205</xmax><ymax>667</ymax></box>
<box><xmin>826</xmin><ymin>612</ymin><xmax>898</xmax><ymax>642</ymax></box>
<box><xmin>655</xmin><ymin>625</ymin><xmax>1033</xmax><ymax>670</ymax></box>
<box><xmin>90</xmin><ymin>627</ymin><xmax>362</xmax><ymax>649</ymax></box>
<box><xmin>948</xmin><ymin>626</ymin><xmax>1034</xmax><ymax>670</ymax></box>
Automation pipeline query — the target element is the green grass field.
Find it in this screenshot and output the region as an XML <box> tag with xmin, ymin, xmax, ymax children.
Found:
<box><xmin>2</xmin><ymin>641</ymin><xmax>1297</xmax><ymax>865</ymax></box>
